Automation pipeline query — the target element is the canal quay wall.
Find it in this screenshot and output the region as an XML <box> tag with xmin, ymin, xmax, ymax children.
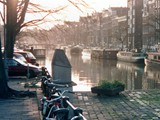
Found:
<box><xmin>26</xmin><ymin>47</ymin><xmax>119</xmax><ymax>60</ymax></box>
<box><xmin>1</xmin><ymin>79</ymin><xmax>159</xmax><ymax>120</ymax></box>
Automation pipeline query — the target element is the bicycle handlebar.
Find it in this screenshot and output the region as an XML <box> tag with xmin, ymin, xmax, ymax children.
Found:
<box><xmin>45</xmin><ymin>81</ymin><xmax>68</xmax><ymax>88</ymax></box>
<box><xmin>42</xmin><ymin>76</ymin><xmax>69</xmax><ymax>88</ymax></box>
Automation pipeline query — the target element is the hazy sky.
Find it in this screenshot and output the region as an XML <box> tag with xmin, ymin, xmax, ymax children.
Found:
<box><xmin>26</xmin><ymin>0</ymin><xmax>127</xmax><ymax>29</ymax></box>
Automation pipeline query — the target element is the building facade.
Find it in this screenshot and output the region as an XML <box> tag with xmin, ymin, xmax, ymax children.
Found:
<box><xmin>142</xmin><ymin>0</ymin><xmax>160</xmax><ymax>50</ymax></box>
<box><xmin>128</xmin><ymin>0</ymin><xmax>143</xmax><ymax>51</ymax></box>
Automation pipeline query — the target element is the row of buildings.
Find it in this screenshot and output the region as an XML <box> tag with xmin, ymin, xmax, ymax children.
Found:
<box><xmin>57</xmin><ymin>0</ymin><xmax>160</xmax><ymax>51</ymax></box>
<box><xmin>128</xmin><ymin>0</ymin><xmax>160</xmax><ymax>51</ymax></box>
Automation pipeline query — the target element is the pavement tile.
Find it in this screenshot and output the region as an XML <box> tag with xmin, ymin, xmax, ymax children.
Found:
<box><xmin>1</xmin><ymin>80</ymin><xmax>160</xmax><ymax>120</ymax></box>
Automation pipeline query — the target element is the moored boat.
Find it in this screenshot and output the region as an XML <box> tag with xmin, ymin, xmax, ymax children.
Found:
<box><xmin>82</xmin><ymin>48</ymin><xmax>91</xmax><ymax>57</ymax></box>
<box><xmin>117</xmin><ymin>51</ymin><xmax>146</xmax><ymax>63</ymax></box>
<box><xmin>70</xmin><ymin>45</ymin><xmax>83</xmax><ymax>55</ymax></box>
<box><xmin>91</xmin><ymin>48</ymin><xmax>118</xmax><ymax>59</ymax></box>
<box><xmin>145</xmin><ymin>52</ymin><xmax>160</xmax><ymax>67</ymax></box>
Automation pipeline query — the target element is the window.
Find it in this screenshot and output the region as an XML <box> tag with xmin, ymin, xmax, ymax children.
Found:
<box><xmin>132</xmin><ymin>18</ymin><xmax>135</xmax><ymax>24</ymax></box>
<box><xmin>133</xmin><ymin>9</ymin><xmax>135</xmax><ymax>15</ymax></box>
<box><xmin>132</xmin><ymin>27</ymin><xmax>135</xmax><ymax>33</ymax></box>
<box><xmin>7</xmin><ymin>60</ymin><xmax>18</xmax><ymax>66</ymax></box>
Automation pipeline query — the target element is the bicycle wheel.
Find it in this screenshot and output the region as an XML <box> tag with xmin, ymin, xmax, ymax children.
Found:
<box><xmin>53</xmin><ymin>108</ymin><xmax>69</xmax><ymax>120</ymax></box>
<box><xmin>71</xmin><ymin>116</ymin><xmax>84</xmax><ymax>120</ymax></box>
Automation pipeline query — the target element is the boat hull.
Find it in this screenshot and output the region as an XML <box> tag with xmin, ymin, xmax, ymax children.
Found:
<box><xmin>70</xmin><ymin>46</ymin><xmax>82</xmax><ymax>55</ymax></box>
<box><xmin>145</xmin><ymin>58</ymin><xmax>160</xmax><ymax>67</ymax></box>
<box><xmin>117</xmin><ymin>51</ymin><xmax>145</xmax><ymax>63</ymax></box>
<box><xmin>117</xmin><ymin>57</ymin><xmax>144</xmax><ymax>63</ymax></box>
<box><xmin>145</xmin><ymin>52</ymin><xmax>160</xmax><ymax>67</ymax></box>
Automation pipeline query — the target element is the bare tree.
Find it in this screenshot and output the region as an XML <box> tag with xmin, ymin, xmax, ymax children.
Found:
<box><xmin>112</xmin><ymin>22</ymin><xmax>128</xmax><ymax>50</ymax></box>
<box><xmin>0</xmin><ymin>0</ymin><xmax>39</xmax><ymax>98</ymax></box>
<box><xmin>0</xmin><ymin>0</ymin><xmax>89</xmax><ymax>98</ymax></box>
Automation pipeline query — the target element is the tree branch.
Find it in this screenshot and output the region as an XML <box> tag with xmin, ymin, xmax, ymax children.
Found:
<box><xmin>0</xmin><ymin>12</ymin><xmax>5</xmax><ymax>24</ymax></box>
<box><xmin>0</xmin><ymin>0</ymin><xmax>7</xmax><ymax>5</ymax></box>
<box><xmin>16</xmin><ymin>0</ymin><xmax>29</xmax><ymax>34</ymax></box>
<box><xmin>18</xmin><ymin>12</ymin><xmax>52</xmax><ymax>32</ymax></box>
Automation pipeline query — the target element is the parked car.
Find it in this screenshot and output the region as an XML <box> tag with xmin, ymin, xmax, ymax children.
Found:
<box><xmin>14</xmin><ymin>50</ymin><xmax>39</xmax><ymax>66</ymax></box>
<box><xmin>4</xmin><ymin>58</ymin><xmax>42</xmax><ymax>78</ymax></box>
<box><xmin>13</xmin><ymin>53</ymin><xmax>28</xmax><ymax>63</ymax></box>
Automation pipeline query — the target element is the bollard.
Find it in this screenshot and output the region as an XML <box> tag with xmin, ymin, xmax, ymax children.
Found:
<box><xmin>51</xmin><ymin>49</ymin><xmax>72</xmax><ymax>84</ymax></box>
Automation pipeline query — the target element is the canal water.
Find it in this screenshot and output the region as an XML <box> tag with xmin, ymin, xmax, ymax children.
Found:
<box><xmin>37</xmin><ymin>49</ymin><xmax>160</xmax><ymax>92</ymax></box>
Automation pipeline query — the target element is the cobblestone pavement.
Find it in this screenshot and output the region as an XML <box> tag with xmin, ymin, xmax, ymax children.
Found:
<box><xmin>1</xmin><ymin>79</ymin><xmax>160</xmax><ymax>120</ymax></box>
<box><xmin>37</xmin><ymin>87</ymin><xmax>160</xmax><ymax>120</ymax></box>
<box><xmin>71</xmin><ymin>90</ymin><xmax>160</xmax><ymax>120</ymax></box>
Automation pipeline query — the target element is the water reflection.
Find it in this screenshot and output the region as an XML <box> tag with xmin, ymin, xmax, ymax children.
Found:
<box><xmin>144</xmin><ymin>66</ymin><xmax>160</xmax><ymax>89</ymax></box>
<box><xmin>116</xmin><ymin>61</ymin><xmax>144</xmax><ymax>90</ymax></box>
<box><xmin>69</xmin><ymin>55</ymin><xmax>118</xmax><ymax>91</ymax></box>
<box><xmin>37</xmin><ymin>49</ymin><xmax>160</xmax><ymax>91</ymax></box>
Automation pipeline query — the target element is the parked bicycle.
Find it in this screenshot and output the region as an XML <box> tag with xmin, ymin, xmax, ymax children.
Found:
<box><xmin>41</xmin><ymin>76</ymin><xmax>68</xmax><ymax>96</ymax></box>
<box><xmin>41</xmin><ymin>76</ymin><xmax>69</xmax><ymax>107</ymax></box>
<box><xmin>40</xmin><ymin>76</ymin><xmax>87</xmax><ymax>120</ymax></box>
<box><xmin>66</xmin><ymin>100</ymin><xmax>87</xmax><ymax>120</ymax></box>
<box><xmin>41</xmin><ymin>90</ymin><xmax>74</xmax><ymax>120</ymax></box>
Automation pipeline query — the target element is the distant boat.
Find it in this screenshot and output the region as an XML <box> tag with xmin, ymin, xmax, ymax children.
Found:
<box><xmin>70</xmin><ymin>45</ymin><xmax>83</xmax><ymax>55</ymax></box>
<box><xmin>145</xmin><ymin>52</ymin><xmax>160</xmax><ymax>67</ymax></box>
<box><xmin>82</xmin><ymin>48</ymin><xmax>91</xmax><ymax>57</ymax></box>
<box><xmin>117</xmin><ymin>50</ymin><xmax>146</xmax><ymax>63</ymax></box>
<box><xmin>91</xmin><ymin>48</ymin><xmax>118</xmax><ymax>59</ymax></box>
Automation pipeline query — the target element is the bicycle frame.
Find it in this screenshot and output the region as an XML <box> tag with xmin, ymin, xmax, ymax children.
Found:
<box><xmin>40</xmin><ymin>77</ymin><xmax>87</xmax><ymax>120</ymax></box>
<box><xmin>41</xmin><ymin>90</ymin><xmax>73</xmax><ymax>120</ymax></box>
<box><xmin>66</xmin><ymin>100</ymin><xmax>87</xmax><ymax>120</ymax></box>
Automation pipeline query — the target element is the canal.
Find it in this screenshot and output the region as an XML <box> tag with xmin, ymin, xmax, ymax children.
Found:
<box><xmin>37</xmin><ymin>49</ymin><xmax>160</xmax><ymax>92</ymax></box>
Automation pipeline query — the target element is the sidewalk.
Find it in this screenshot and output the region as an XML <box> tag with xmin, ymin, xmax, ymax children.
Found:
<box><xmin>71</xmin><ymin>90</ymin><xmax>160</xmax><ymax>120</ymax></box>
<box><xmin>37</xmin><ymin>86</ymin><xmax>160</xmax><ymax>120</ymax></box>
<box><xmin>0</xmin><ymin>79</ymin><xmax>41</xmax><ymax>120</ymax></box>
<box><xmin>0</xmin><ymin>79</ymin><xmax>160</xmax><ymax>120</ymax></box>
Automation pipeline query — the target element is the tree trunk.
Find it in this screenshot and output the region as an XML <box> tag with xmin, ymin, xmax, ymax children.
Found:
<box><xmin>0</xmin><ymin>0</ymin><xmax>18</xmax><ymax>98</ymax></box>
<box><xmin>6</xmin><ymin>0</ymin><xmax>18</xmax><ymax>58</ymax></box>
<box><xmin>0</xmin><ymin>36</ymin><xmax>9</xmax><ymax>98</ymax></box>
